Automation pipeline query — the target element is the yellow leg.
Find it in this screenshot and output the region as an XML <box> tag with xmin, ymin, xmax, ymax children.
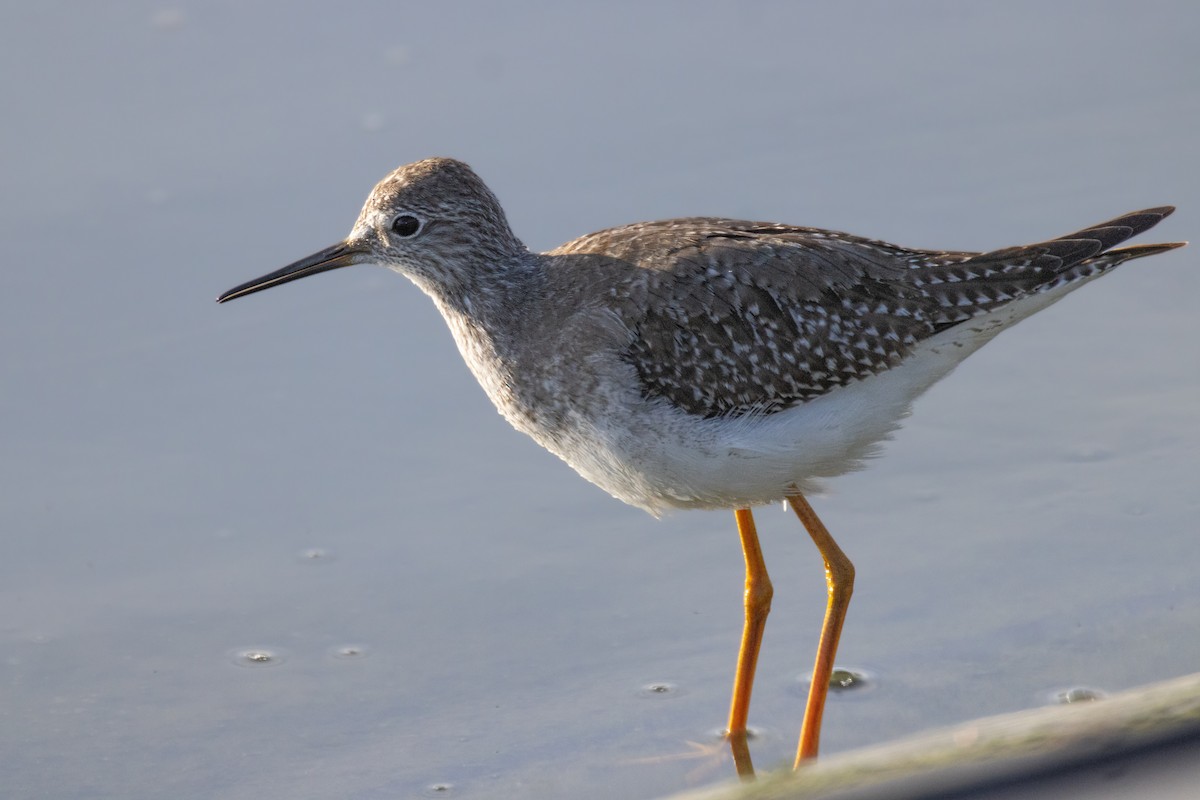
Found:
<box><xmin>788</xmin><ymin>492</ymin><xmax>855</xmax><ymax>767</ymax></box>
<box><xmin>726</xmin><ymin>508</ymin><xmax>773</xmax><ymax>779</ymax></box>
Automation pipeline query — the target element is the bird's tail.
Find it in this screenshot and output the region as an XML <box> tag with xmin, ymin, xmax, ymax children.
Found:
<box><xmin>1042</xmin><ymin>206</ymin><xmax>1185</xmax><ymax>286</ymax></box>
<box><xmin>958</xmin><ymin>206</ymin><xmax>1185</xmax><ymax>291</ymax></box>
<box><xmin>1055</xmin><ymin>206</ymin><xmax>1179</xmax><ymax>249</ymax></box>
<box><xmin>980</xmin><ymin>204</ymin><xmax>1179</xmax><ymax>264</ymax></box>
<box><xmin>916</xmin><ymin>207</ymin><xmax>1184</xmax><ymax>329</ymax></box>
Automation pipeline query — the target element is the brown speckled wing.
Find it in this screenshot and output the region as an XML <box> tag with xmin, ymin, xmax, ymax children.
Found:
<box><xmin>556</xmin><ymin>219</ymin><xmax>952</xmax><ymax>417</ymax></box>
<box><xmin>551</xmin><ymin>208</ymin><xmax>1176</xmax><ymax>418</ymax></box>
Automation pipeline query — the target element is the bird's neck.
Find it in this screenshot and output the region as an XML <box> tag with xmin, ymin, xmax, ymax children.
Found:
<box><xmin>425</xmin><ymin>251</ymin><xmax>541</xmax><ymax>334</ymax></box>
<box><xmin>426</xmin><ymin>254</ymin><xmax>546</xmax><ymax>417</ymax></box>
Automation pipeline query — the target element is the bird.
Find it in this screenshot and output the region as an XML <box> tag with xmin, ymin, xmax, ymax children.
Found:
<box><xmin>218</xmin><ymin>157</ymin><xmax>1183</xmax><ymax>775</ymax></box>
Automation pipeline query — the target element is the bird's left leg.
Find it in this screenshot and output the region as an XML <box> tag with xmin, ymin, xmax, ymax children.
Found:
<box><xmin>726</xmin><ymin>507</ymin><xmax>773</xmax><ymax>778</ymax></box>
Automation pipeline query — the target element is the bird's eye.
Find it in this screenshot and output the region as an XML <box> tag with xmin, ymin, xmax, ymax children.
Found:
<box><xmin>391</xmin><ymin>214</ymin><xmax>422</xmax><ymax>237</ymax></box>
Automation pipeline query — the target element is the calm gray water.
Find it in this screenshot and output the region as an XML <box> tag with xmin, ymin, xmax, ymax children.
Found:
<box><xmin>2</xmin><ymin>3</ymin><xmax>1197</xmax><ymax>798</ymax></box>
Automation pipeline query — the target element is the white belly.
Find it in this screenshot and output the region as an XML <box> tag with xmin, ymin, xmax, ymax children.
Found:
<box><xmin>541</xmin><ymin>282</ymin><xmax>1087</xmax><ymax>515</ymax></box>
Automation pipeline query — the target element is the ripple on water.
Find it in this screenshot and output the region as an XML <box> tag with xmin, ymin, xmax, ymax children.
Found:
<box><xmin>638</xmin><ymin>681</ymin><xmax>683</xmax><ymax>698</ymax></box>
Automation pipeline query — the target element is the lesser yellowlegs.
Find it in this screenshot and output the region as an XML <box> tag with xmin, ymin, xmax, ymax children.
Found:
<box><xmin>218</xmin><ymin>158</ymin><xmax>1183</xmax><ymax>773</ymax></box>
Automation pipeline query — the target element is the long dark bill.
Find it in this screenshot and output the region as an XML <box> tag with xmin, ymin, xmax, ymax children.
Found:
<box><xmin>217</xmin><ymin>242</ymin><xmax>361</xmax><ymax>303</ymax></box>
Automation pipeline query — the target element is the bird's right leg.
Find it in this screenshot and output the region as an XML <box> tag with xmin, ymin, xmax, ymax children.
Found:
<box><xmin>789</xmin><ymin>492</ymin><xmax>855</xmax><ymax>767</ymax></box>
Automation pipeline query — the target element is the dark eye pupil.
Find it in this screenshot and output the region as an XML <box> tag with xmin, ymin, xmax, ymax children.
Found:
<box><xmin>392</xmin><ymin>215</ymin><xmax>421</xmax><ymax>237</ymax></box>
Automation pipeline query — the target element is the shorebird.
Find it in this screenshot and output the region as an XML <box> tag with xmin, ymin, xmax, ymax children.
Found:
<box><xmin>218</xmin><ymin>157</ymin><xmax>1182</xmax><ymax>774</ymax></box>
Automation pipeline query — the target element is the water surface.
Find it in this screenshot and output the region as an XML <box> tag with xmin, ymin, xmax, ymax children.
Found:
<box><xmin>2</xmin><ymin>3</ymin><xmax>1198</xmax><ymax>798</ymax></box>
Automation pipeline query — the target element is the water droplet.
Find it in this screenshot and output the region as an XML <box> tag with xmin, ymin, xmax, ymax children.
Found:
<box><xmin>639</xmin><ymin>681</ymin><xmax>681</xmax><ymax>698</ymax></box>
<box><xmin>712</xmin><ymin>725</ymin><xmax>764</xmax><ymax>741</ymax></box>
<box><xmin>331</xmin><ymin>645</ymin><xmax>368</xmax><ymax>660</ymax></box>
<box><xmin>231</xmin><ymin>648</ymin><xmax>285</xmax><ymax>667</ymax></box>
<box><xmin>1054</xmin><ymin>686</ymin><xmax>1105</xmax><ymax>704</ymax></box>
<box><xmin>424</xmin><ymin>782</ymin><xmax>453</xmax><ymax>796</ymax></box>
<box><xmin>829</xmin><ymin>668</ymin><xmax>868</xmax><ymax>691</ymax></box>
<box><xmin>298</xmin><ymin>548</ymin><xmax>334</xmax><ymax>563</ymax></box>
<box><xmin>795</xmin><ymin>667</ymin><xmax>873</xmax><ymax>695</ymax></box>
